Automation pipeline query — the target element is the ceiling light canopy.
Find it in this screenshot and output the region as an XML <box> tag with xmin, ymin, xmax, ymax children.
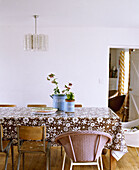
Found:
<box><xmin>24</xmin><ymin>15</ymin><xmax>48</xmax><ymax>51</ymax></box>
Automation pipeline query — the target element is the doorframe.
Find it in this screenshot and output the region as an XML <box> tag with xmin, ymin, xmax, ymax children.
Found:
<box><xmin>107</xmin><ymin>45</ymin><xmax>139</xmax><ymax>106</ymax></box>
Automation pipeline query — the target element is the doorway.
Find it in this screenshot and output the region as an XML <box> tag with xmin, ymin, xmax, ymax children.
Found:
<box><xmin>108</xmin><ymin>48</ymin><xmax>139</xmax><ymax>121</ymax></box>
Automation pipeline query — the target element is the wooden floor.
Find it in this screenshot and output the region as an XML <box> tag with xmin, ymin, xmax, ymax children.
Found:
<box><xmin>0</xmin><ymin>146</ymin><xmax>139</xmax><ymax>170</ymax></box>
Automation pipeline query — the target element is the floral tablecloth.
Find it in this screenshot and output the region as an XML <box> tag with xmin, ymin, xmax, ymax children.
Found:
<box><xmin>0</xmin><ymin>107</ymin><xmax>127</xmax><ymax>153</ymax></box>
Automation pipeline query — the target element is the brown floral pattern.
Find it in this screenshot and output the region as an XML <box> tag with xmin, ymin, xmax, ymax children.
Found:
<box><xmin>0</xmin><ymin>107</ymin><xmax>127</xmax><ymax>152</ymax></box>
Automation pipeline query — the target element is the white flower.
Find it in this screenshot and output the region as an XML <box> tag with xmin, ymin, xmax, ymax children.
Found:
<box><xmin>48</xmin><ymin>118</ymin><xmax>54</xmax><ymax>123</ymax></box>
<box><xmin>46</xmin><ymin>133</ymin><xmax>50</xmax><ymax>138</ymax></box>
<box><xmin>23</xmin><ymin>118</ymin><xmax>29</xmax><ymax>124</ymax></box>
<box><xmin>66</xmin><ymin>123</ymin><xmax>70</xmax><ymax>127</ymax></box>
<box><xmin>8</xmin><ymin>120</ymin><xmax>13</xmax><ymax>125</ymax></box>
<box><xmin>72</xmin><ymin>117</ymin><xmax>78</xmax><ymax>123</ymax></box>
<box><xmin>32</xmin><ymin>120</ymin><xmax>37</xmax><ymax>125</ymax></box>
<box><xmin>97</xmin><ymin>117</ymin><xmax>103</xmax><ymax>123</ymax></box>
<box><xmin>49</xmin><ymin>127</ymin><xmax>53</xmax><ymax>132</ymax></box>
<box><xmin>107</xmin><ymin>120</ymin><xmax>111</xmax><ymax>124</ymax></box>
<box><xmin>82</xmin><ymin>120</ymin><xmax>87</xmax><ymax>124</ymax></box>
<box><xmin>121</xmin><ymin>140</ymin><xmax>126</xmax><ymax>145</ymax></box>
<box><xmin>91</xmin><ymin>123</ymin><xmax>95</xmax><ymax>127</ymax></box>
<box><xmin>64</xmin><ymin>127</ymin><xmax>68</xmax><ymax>132</ymax></box>
<box><xmin>7</xmin><ymin>135</ymin><xmax>11</xmax><ymax>138</ymax></box>
<box><xmin>115</xmin><ymin>122</ymin><xmax>119</xmax><ymax>126</ymax></box>
<box><xmin>112</xmin><ymin>126</ymin><xmax>116</xmax><ymax>131</ymax></box>
<box><xmin>57</xmin><ymin>120</ymin><xmax>62</xmax><ymax>125</ymax></box>
<box><xmin>123</xmin><ymin>148</ymin><xmax>128</xmax><ymax>152</ymax></box>
<box><xmin>51</xmin><ymin>137</ymin><xmax>55</xmax><ymax>142</ymax></box>
<box><xmin>112</xmin><ymin>134</ymin><xmax>115</xmax><ymax>138</ymax></box>
<box><xmin>116</xmin><ymin>133</ymin><xmax>122</xmax><ymax>139</ymax></box>
<box><xmin>114</xmin><ymin>139</ymin><xmax>119</xmax><ymax>143</ymax></box>
<box><xmin>53</xmin><ymin>133</ymin><xmax>56</xmax><ymax>136</ymax></box>
<box><xmin>88</xmin><ymin>127</ymin><xmax>92</xmax><ymax>131</ymax></box>
<box><xmin>97</xmin><ymin>127</ymin><xmax>103</xmax><ymax>131</ymax></box>
<box><xmin>73</xmin><ymin>127</ymin><xmax>79</xmax><ymax>131</ymax></box>
<box><xmin>115</xmin><ymin>144</ymin><xmax>120</xmax><ymax>149</ymax></box>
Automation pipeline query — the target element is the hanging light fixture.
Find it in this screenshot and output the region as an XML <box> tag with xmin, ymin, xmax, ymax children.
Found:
<box><xmin>24</xmin><ymin>15</ymin><xmax>48</xmax><ymax>51</ymax></box>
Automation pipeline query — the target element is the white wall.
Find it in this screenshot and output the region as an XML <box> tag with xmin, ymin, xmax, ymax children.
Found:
<box><xmin>0</xmin><ymin>26</ymin><xmax>139</xmax><ymax>107</ymax></box>
<box><xmin>110</xmin><ymin>49</ymin><xmax>117</xmax><ymax>68</ymax></box>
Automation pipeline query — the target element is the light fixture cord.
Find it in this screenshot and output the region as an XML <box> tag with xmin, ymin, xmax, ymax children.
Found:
<box><xmin>34</xmin><ymin>15</ymin><xmax>38</xmax><ymax>34</ymax></box>
<box><xmin>35</xmin><ymin>16</ymin><xmax>37</xmax><ymax>34</ymax></box>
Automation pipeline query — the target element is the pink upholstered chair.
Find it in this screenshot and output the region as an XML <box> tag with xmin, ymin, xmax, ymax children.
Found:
<box><xmin>55</xmin><ymin>131</ymin><xmax>112</xmax><ymax>170</ymax></box>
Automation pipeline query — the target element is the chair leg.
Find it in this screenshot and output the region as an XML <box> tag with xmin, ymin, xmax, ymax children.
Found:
<box><xmin>4</xmin><ymin>152</ymin><xmax>9</xmax><ymax>170</ymax></box>
<box><xmin>61</xmin><ymin>145</ymin><xmax>63</xmax><ymax>156</ymax></box>
<box><xmin>17</xmin><ymin>152</ymin><xmax>21</xmax><ymax>170</ymax></box>
<box><xmin>70</xmin><ymin>160</ymin><xmax>73</xmax><ymax>170</ymax></box>
<box><xmin>23</xmin><ymin>153</ymin><xmax>25</xmax><ymax>170</ymax></box>
<box><xmin>62</xmin><ymin>152</ymin><xmax>66</xmax><ymax>170</ymax></box>
<box><xmin>100</xmin><ymin>155</ymin><xmax>103</xmax><ymax>170</ymax></box>
<box><xmin>97</xmin><ymin>158</ymin><xmax>100</xmax><ymax>170</ymax></box>
<box><xmin>46</xmin><ymin>141</ymin><xmax>51</xmax><ymax>170</ymax></box>
<box><xmin>11</xmin><ymin>144</ymin><xmax>14</xmax><ymax>170</ymax></box>
<box><xmin>4</xmin><ymin>145</ymin><xmax>11</xmax><ymax>170</ymax></box>
<box><xmin>49</xmin><ymin>144</ymin><xmax>51</xmax><ymax>170</ymax></box>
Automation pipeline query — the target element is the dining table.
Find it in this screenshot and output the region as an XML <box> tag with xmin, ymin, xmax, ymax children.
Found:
<box><xmin>0</xmin><ymin>106</ymin><xmax>127</xmax><ymax>170</ymax></box>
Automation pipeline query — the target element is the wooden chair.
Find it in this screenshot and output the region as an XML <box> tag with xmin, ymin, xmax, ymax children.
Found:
<box><xmin>108</xmin><ymin>95</ymin><xmax>126</xmax><ymax>121</ymax></box>
<box><xmin>109</xmin><ymin>90</ymin><xmax>118</xmax><ymax>99</ymax></box>
<box><xmin>55</xmin><ymin>131</ymin><xmax>112</xmax><ymax>170</ymax></box>
<box><xmin>0</xmin><ymin>104</ymin><xmax>16</xmax><ymax>107</ymax></box>
<box><xmin>75</xmin><ymin>104</ymin><xmax>82</xmax><ymax>107</ymax></box>
<box><xmin>0</xmin><ymin>125</ymin><xmax>14</xmax><ymax>170</ymax></box>
<box><xmin>27</xmin><ymin>104</ymin><xmax>47</xmax><ymax>107</ymax></box>
<box><xmin>17</xmin><ymin>126</ymin><xmax>51</xmax><ymax>170</ymax></box>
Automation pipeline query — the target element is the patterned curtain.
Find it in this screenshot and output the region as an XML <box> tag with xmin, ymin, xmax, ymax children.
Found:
<box><xmin>118</xmin><ymin>51</ymin><xmax>125</xmax><ymax>95</ymax></box>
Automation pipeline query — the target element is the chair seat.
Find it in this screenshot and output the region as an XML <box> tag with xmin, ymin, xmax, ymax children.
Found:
<box><xmin>20</xmin><ymin>141</ymin><xmax>48</xmax><ymax>152</ymax></box>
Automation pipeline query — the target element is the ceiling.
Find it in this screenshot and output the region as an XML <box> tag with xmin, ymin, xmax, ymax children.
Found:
<box><xmin>0</xmin><ymin>0</ymin><xmax>139</xmax><ymax>28</ymax></box>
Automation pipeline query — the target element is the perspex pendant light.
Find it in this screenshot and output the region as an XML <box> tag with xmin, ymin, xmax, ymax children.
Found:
<box><xmin>24</xmin><ymin>15</ymin><xmax>48</xmax><ymax>51</ymax></box>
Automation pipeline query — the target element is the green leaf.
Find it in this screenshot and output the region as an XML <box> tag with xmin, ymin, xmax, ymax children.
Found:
<box><xmin>66</xmin><ymin>92</ymin><xmax>74</xmax><ymax>100</ymax></box>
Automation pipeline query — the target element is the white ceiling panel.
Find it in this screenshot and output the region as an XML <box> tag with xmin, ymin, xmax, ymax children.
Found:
<box><xmin>0</xmin><ymin>0</ymin><xmax>139</xmax><ymax>28</ymax></box>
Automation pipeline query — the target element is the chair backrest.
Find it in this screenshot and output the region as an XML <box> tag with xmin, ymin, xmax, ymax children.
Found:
<box><xmin>17</xmin><ymin>126</ymin><xmax>46</xmax><ymax>141</ymax></box>
<box><xmin>0</xmin><ymin>104</ymin><xmax>16</xmax><ymax>107</ymax></box>
<box><xmin>27</xmin><ymin>104</ymin><xmax>47</xmax><ymax>108</ymax></box>
<box><xmin>109</xmin><ymin>90</ymin><xmax>118</xmax><ymax>99</ymax></box>
<box><xmin>0</xmin><ymin>125</ymin><xmax>3</xmax><ymax>151</ymax></box>
<box><xmin>55</xmin><ymin>131</ymin><xmax>112</xmax><ymax>162</ymax></box>
<box><xmin>17</xmin><ymin>126</ymin><xmax>46</xmax><ymax>152</ymax></box>
<box><xmin>108</xmin><ymin>95</ymin><xmax>125</xmax><ymax>112</ymax></box>
<box><xmin>75</xmin><ymin>104</ymin><xmax>82</xmax><ymax>107</ymax></box>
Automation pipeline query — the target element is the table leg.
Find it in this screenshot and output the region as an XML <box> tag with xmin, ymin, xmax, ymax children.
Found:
<box><xmin>110</xmin><ymin>150</ymin><xmax>116</xmax><ymax>170</ymax></box>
